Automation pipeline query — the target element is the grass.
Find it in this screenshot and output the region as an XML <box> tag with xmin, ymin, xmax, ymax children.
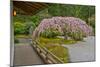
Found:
<box><xmin>15</xmin><ymin>34</ymin><xmax>30</xmax><ymax>38</ymax></box>
<box><xmin>38</xmin><ymin>37</ymin><xmax>77</xmax><ymax>45</ymax></box>
<box><xmin>37</xmin><ymin>37</ymin><xmax>77</xmax><ymax>63</ymax></box>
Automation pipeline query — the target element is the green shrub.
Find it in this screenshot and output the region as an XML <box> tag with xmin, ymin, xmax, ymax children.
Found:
<box><xmin>40</xmin><ymin>28</ymin><xmax>61</xmax><ymax>38</ymax></box>
<box><xmin>69</xmin><ymin>31</ymin><xmax>83</xmax><ymax>41</ymax></box>
<box><xmin>31</xmin><ymin>16</ymin><xmax>41</xmax><ymax>28</ymax></box>
<box><xmin>14</xmin><ymin>22</ymin><xmax>26</xmax><ymax>35</ymax></box>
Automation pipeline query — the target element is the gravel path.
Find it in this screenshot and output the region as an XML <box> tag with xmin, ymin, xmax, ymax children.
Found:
<box><xmin>62</xmin><ymin>36</ymin><xmax>95</xmax><ymax>62</ymax></box>
<box><xmin>14</xmin><ymin>38</ymin><xmax>44</xmax><ymax>66</ymax></box>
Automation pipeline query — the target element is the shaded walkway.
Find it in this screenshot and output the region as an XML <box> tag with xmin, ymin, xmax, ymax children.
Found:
<box><xmin>62</xmin><ymin>36</ymin><xmax>95</xmax><ymax>62</ymax></box>
<box><xmin>14</xmin><ymin>38</ymin><xmax>44</xmax><ymax>66</ymax></box>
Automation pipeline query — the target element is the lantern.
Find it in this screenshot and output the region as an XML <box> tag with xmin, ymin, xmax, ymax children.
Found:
<box><xmin>13</xmin><ymin>10</ymin><xmax>16</xmax><ymax>16</ymax></box>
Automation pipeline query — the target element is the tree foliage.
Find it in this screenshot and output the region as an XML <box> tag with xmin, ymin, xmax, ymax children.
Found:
<box><xmin>33</xmin><ymin>17</ymin><xmax>93</xmax><ymax>40</ymax></box>
<box><xmin>14</xmin><ymin>22</ymin><xmax>26</xmax><ymax>35</ymax></box>
<box><xmin>48</xmin><ymin>4</ymin><xmax>95</xmax><ymax>23</ymax></box>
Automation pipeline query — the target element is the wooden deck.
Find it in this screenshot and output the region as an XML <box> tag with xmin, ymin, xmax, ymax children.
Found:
<box><xmin>14</xmin><ymin>38</ymin><xmax>44</xmax><ymax>66</ymax></box>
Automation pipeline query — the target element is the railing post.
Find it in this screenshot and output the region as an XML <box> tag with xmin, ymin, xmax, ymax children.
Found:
<box><xmin>45</xmin><ymin>52</ymin><xmax>48</xmax><ymax>60</ymax></box>
<box><xmin>32</xmin><ymin>41</ymin><xmax>64</xmax><ymax>64</ymax></box>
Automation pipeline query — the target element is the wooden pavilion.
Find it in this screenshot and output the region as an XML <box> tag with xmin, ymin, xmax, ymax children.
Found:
<box><xmin>13</xmin><ymin>1</ymin><xmax>50</xmax><ymax>15</ymax></box>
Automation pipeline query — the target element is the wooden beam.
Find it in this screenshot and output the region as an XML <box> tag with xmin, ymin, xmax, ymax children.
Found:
<box><xmin>13</xmin><ymin>1</ymin><xmax>35</xmax><ymax>15</ymax></box>
<box><xmin>24</xmin><ymin>2</ymin><xmax>40</xmax><ymax>10</ymax></box>
<box><xmin>13</xmin><ymin>6</ymin><xmax>28</xmax><ymax>15</ymax></box>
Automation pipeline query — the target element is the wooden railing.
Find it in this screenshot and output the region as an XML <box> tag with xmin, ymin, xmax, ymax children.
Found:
<box><xmin>31</xmin><ymin>41</ymin><xmax>64</xmax><ymax>64</ymax></box>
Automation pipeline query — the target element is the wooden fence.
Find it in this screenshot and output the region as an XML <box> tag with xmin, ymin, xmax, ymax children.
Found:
<box><xmin>31</xmin><ymin>41</ymin><xmax>64</xmax><ymax>64</ymax></box>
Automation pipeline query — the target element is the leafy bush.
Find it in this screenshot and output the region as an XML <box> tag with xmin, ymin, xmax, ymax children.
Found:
<box><xmin>31</xmin><ymin>16</ymin><xmax>41</xmax><ymax>28</ymax></box>
<box><xmin>40</xmin><ymin>28</ymin><xmax>61</xmax><ymax>38</ymax></box>
<box><xmin>13</xmin><ymin>15</ymin><xmax>33</xmax><ymax>35</ymax></box>
<box><xmin>70</xmin><ymin>31</ymin><xmax>83</xmax><ymax>41</ymax></box>
<box><xmin>14</xmin><ymin>22</ymin><xmax>26</xmax><ymax>35</ymax></box>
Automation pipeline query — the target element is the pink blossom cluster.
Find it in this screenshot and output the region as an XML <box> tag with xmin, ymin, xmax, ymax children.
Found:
<box><xmin>33</xmin><ymin>17</ymin><xmax>93</xmax><ymax>39</ymax></box>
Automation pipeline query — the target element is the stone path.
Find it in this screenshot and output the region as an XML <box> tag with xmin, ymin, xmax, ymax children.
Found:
<box><xmin>62</xmin><ymin>36</ymin><xmax>95</xmax><ymax>62</ymax></box>
<box><xmin>14</xmin><ymin>38</ymin><xmax>44</xmax><ymax>66</ymax></box>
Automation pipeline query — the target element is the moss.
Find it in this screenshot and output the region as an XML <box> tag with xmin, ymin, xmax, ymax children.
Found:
<box><xmin>37</xmin><ymin>37</ymin><xmax>76</xmax><ymax>63</ymax></box>
<box><xmin>38</xmin><ymin>42</ymin><xmax>69</xmax><ymax>63</ymax></box>
<box><xmin>49</xmin><ymin>46</ymin><xmax>69</xmax><ymax>63</ymax></box>
<box><xmin>38</xmin><ymin>37</ymin><xmax>77</xmax><ymax>45</ymax></box>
